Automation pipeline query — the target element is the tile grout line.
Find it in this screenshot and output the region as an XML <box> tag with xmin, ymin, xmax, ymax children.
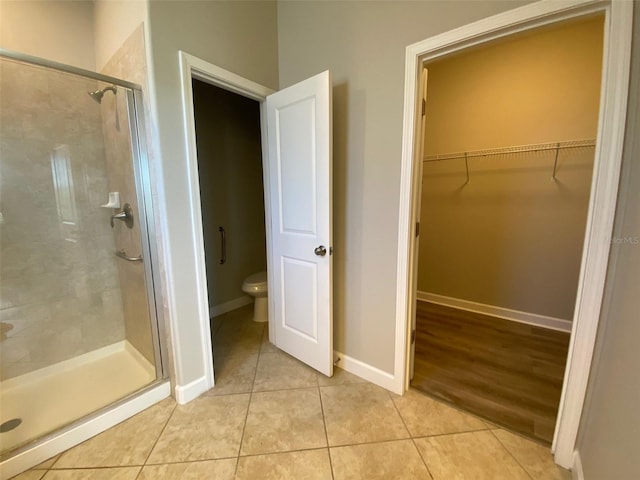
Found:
<box><xmin>40</xmin><ymin>465</ymin><xmax>144</xmax><ymax>471</ymax></box>
<box><xmin>252</xmin><ymin>383</ymin><xmax>321</xmax><ymax>394</ymax></box>
<box><xmin>46</xmin><ymin>401</ymin><xmax>176</xmax><ymax>474</ymax></box>
<box><xmin>232</xmin><ymin>321</ymin><xmax>266</xmax><ymax>477</ymax></box>
<box><xmin>489</xmin><ymin>428</ymin><xmax>535</xmax><ymax>480</ymax></box>
<box><xmin>412</xmin><ymin>426</ymin><xmax>500</xmax><ymax>439</ymax></box>
<box><xmin>48</xmin><ymin>454</ymin><xmax>61</xmax><ymax>471</ymax></box>
<box><xmin>278</xmin><ymin>433</ymin><xmax>484</xmax><ymax>451</ymax></box>
<box><xmin>133</xmin><ymin>400</ymin><xmax>179</xmax><ymax>479</ymax></box>
<box><xmin>231</xmin><ymin>445</ymin><xmax>332</xmax><ymax>460</ymax></box>
<box><xmin>386</xmin><ymin>389</ymin><xmax>435</xmax><ymax>480</ymax></box>
<box><xmin>317</xmin><ymin>383</ymin><xmax>335</xmax><ymax>480</ymax></box>
<box><xmin>141</xmin><ymin>454</ymin><xmax>240</xmax><ymax>467</ymax></box>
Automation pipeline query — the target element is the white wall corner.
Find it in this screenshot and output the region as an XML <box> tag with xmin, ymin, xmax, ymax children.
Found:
<box><xmin>174</xmin><ymin>375</ymin><xmax>210</xmax><ymax>405</ymax></box>
<box><xmin>572</xmin><ymin>450</ymin><xmax>584</xmax><ymax>480</ymax></box>
<box><xmin>334</xmin><ymin>351</ymin><xmax>401</xmax><ymax>394</ymax></box>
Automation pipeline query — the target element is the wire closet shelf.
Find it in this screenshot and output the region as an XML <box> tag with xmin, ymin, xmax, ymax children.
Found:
<box><xmin>423</xmin><ymin>138</ymin><xmax>596</xmax><ymax>182</ymax></box>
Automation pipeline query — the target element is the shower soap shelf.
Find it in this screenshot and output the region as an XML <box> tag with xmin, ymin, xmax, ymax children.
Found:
<box><xmin>101</xmin><ymin>192</ymin><xmax>120</xmax><ymax>209</ymax></box>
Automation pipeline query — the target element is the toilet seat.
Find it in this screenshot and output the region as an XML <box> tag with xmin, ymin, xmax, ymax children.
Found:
<box><xmin>242</xmin><ymin>271</ymin><xmax>267</xmax><ymax>294</ymax></box>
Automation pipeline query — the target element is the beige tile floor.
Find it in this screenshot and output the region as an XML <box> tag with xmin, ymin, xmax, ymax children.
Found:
<box><xmin>15</xmin><ymin>305</ymin><xmax>571</xmax><ymax>479</ymax></box>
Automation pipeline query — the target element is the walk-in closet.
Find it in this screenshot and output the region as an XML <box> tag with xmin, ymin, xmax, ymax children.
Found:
<box><xmin>412</xmin><ymin>14</ymin><xmax>604</xmax><ymax>444</ymax></box>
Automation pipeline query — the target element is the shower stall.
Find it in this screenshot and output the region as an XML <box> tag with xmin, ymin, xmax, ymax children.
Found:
<box><xmin>0</xmin><ymin>50</ymin><xmax>168</xmax><ymax>476</ymax></box>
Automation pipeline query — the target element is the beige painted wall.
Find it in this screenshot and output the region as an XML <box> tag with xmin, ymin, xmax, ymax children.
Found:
<box><xmin>0</xmin><ymin>0</ymin><xmax>96</xmax><ymax>70</ymax></box>
<box><xmin>93</xmin><ymin>0</ymin><xmax>148</xmax><ymax>72</ymax></box>
<box><xmin>576</xmin><ymin>4</ymin><xmax>640</xmax><ymax>476</ymax></box>
<box><xmin>277</xmin><ymin>0</ymin><xmax>531</xmax><ymax>373</ymax></box>
<box><xmin>147</xmin><ymin>0</ymin><xmax>278</xmax><ymax>385</ymax></box>
<box><xmin>418</xmin><ymin>17</ymin><xmax>603</xmax><ymax>320</ymax></box>
<box><xmin>192</xmin><ymin>80</ymin><xmax>267</xmax><ymax>309</ymax></box>
<box><xmin>423</xmin><ymin>17</ymin><xmax>603</xmax><ymax>153</ymax></box>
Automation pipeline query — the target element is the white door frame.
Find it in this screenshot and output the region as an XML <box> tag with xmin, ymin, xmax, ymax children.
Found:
<box><xmin>177</xmin><ymin>51</ymin><xmax>275</xmax><ymax>400</ymax></box>
<box><xmin>395</xmin><ymin>0</ymin><xmax>632</xmax><ymax>470</ymax></box>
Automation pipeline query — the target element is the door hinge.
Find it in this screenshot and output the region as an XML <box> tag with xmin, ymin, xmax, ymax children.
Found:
<box><xmin>415</xmin><ymin>222</ymin><xmax>420</xmax><ymax>237</ymax></box>
<box><xmin>411</xmin><ymin>329</ymin><xmax>416</xmax><ymax>344</ymax></box>
<box><xmin>421</xmin><ymin>98</ymin><xmax>426</xmax><ymax>116</ymax></box>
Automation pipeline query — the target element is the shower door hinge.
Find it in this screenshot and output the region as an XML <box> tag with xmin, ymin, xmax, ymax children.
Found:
<box><xmin>411</xmin><ymin>329</ymin><xmax>416</xmax><ymax>344</ymax></box>
<box><xmin>415</xmin><ymin>222</ymin><xmax>420</xmax><ymax>237</ymax></box>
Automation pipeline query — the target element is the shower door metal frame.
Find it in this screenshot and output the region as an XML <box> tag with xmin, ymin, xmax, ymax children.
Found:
<box><xmin>126</xmin><ymin>87</ymin><xmax>168</xmax><ymax>379</ymax></box>
<box><xmin>0</xmin><ymin>48</ymin><xmax>142</xmax><ymax>91</ymax></box>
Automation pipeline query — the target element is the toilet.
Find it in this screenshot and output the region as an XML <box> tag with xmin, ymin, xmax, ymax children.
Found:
<box><xmin>242</xmin><ymin>271</ymin><xmax>268</xmax><ymax>323</ymax></box>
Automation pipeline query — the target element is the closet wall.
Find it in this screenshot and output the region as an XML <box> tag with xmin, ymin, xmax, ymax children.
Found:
<box><xmin>417</xmin><ymin>16</ymin><xmax>604</xmax><ymax>321</ymax></box>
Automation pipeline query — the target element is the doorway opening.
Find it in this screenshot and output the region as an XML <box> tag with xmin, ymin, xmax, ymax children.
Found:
<box><xmin>410</xmin><ymin>16</ymin><xmax>604</xmax><ymax>446</ymax></box>
<box><xmin>396</xmin><ymin>0</ymin><xmax>632</xmax><ymax>469</ymax></box>
<box><xmin>191</xmin><ymin>79</ymin><xmax>269</xmax><ymax>389</ymax></box>
<box><xmin>178</xmin><ymin>53</ymin><xmax>335</xmax><ymax>398</ymax></box>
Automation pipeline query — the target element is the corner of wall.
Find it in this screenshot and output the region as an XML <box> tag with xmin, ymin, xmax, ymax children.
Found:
<box><xmin>572</xmin><ymin>450</ymin><xmax>585</xmax><ymax>480</ymax></box>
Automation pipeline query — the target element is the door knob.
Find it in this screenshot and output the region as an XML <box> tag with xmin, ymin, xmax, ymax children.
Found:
<box><xmin>314</xmin><ymin>245</ymin><xmax>327</xmax><ymax>256</ymax></box>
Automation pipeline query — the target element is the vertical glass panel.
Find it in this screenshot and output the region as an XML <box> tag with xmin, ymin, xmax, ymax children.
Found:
<box><xmin>0</xmin><ymin>56</ymin><xmax>158</xmax><ymax>455</ymax></box>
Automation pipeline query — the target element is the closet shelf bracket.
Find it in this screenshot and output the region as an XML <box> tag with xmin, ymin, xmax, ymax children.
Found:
<box><xmin>464</xmin><ymin>152</ymin><xmax>470</xmax><ymax>185</ymax></box>
<box><xmin>551</xmin><ymin>143</ymin><xmax>560</xmax><ymax>181</ymax></box>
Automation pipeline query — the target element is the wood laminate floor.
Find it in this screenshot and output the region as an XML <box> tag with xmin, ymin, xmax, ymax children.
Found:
<box><xmin>411</xmin><ymin>301</ymin><xmax>570</xmax><ymax>445</ymax></box>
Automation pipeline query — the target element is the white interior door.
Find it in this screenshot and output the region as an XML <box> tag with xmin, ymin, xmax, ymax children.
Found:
<box><xmin>264</xmin><ymin>70</ymin><xmax>333</xmax><ymax>377</ymax></box>
<box><xmin>409</xmin><ymin>67</ymin><xmax>429</xmax><ymax>380</ymax></box>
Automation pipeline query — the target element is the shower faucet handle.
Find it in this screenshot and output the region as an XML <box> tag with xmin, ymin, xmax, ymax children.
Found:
<box><xmin>110</xmin><ymin>203</ymin><xmax>134</xmax><ymax>229</ymax></box>
<box><xmin>110</xmin><ymin>211</ymin><xmax>126</xmax><ymax>227</ymax></box>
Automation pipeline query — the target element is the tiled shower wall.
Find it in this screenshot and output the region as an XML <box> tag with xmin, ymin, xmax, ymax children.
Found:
<box><xmin>99</xmin><ymin>25</ymin><xmax>155</xmax><ymax>365</ymax></box>
<box><xmin>0</xmin><ymin>59</ymin><xmax>125</xmax><ymax>380</ymax></box>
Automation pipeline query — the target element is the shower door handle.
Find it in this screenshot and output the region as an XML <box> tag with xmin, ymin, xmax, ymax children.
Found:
<box><xmin>219</xmin><ymin>226</ymin><xmax>226</xmax><ymax>264</ymax></box>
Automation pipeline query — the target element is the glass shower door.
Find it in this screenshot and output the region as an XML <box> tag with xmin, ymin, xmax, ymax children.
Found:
<box><xmin>0</xmin><ymin>53</ymin><xmax>163</xmax><ymax>456</ymax></box>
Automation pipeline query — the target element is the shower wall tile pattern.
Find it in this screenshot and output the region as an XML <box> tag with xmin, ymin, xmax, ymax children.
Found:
<box><xmin>99</xmin><ymin>25</ymin><xmax>155</xmax><ymax>365</ymax></box>
<box><xmin>0</xmin><ymin>58</ymin><xmax>126</xmax><ymax>380</ymax></box>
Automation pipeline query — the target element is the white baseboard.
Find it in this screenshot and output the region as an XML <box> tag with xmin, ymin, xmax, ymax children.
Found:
<box><xmin>417</xmin><ymin>291</ymin><xmax>572</xmax><ymax>333</ymax></box>
<box><xmin>209</xmin><ymin>295</ymin><xmax>253</xmax><ymax>318</ymax></box>
<box><xmin>0</xmin><ymin>381</ymin><xmax>170</xmax><ymax>480</ymax></box>
<box><xmin>334</xmin><ymin>351</ymin><xmax>400</xmax><ymax>394</ymax></box>
<box><xmin>572</xmin><ymin>450</ymin><xmax>584</xmax><ymax>480</ymax></box>
<box><xmin>174</xmin><ymin>375</ymin><xmax>210</xmax><ymax>404</ymax></box>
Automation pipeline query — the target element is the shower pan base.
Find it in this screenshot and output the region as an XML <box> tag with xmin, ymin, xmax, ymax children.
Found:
<box><xmin>0</xmin><ymin>341</ymin><xmax>155</xmax><ymax>456</ymax></box>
